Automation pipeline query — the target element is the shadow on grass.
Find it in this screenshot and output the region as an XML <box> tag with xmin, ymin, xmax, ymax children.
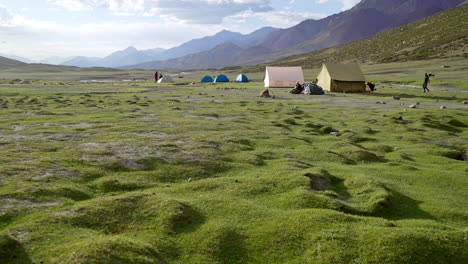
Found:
<box><xmin>0</xmin><ymin>235</ymin><xmax>33</xmax><ymax>264</ymax></box>
<box><xmin>376</xmin><ymin>190</ymin><xmax>435</xmax><ymax>221</ymax></box>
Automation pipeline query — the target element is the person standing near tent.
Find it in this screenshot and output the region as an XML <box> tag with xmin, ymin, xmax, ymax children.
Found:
<box><xmin>366</xmin><ymin>82</ymin><xmax>376</xmax><ymax>92</ymax></box>
<box><xmin>154</xmin><ymin>71</ymin><xmax>159</xmax><ymax>83</ymax></box>
<box><xmin>422</xmin><ymin>73</ymin><xmax>434</xmax><ymax>93</ymax></box>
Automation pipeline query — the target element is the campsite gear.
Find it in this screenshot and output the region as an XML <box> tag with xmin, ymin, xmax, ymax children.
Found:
<box><xmin>201</xmin><ymin>76</ymin><xmax>214</xmax><ymax>83</ymax></box>
<box><xmin>304</xmin><ymin>83</ymin><xmax>325</xmax><ymax>95</ymax></box>
<box><xmin>260</xmin><ymin>89</ymin><xmax>271</xmax><ymax>98</ymax></box>
<box><xmin>214</xmin><ymin>74</ymin><xmax>229</xmax><ymax>83</ymax></box>
<box><xmin>366</xmin><ymin>82</ymin><xmax>376</xmax><ymax>92</ymax></box>
<box><xmin>158</xmin><ymin>75</ymin><xmax>173</xmax><ymax>83</ymax></box>
<box><xmin>264</xmin><ymin>66</ymin><xmax>304</xmax><ymax>88</ymax></box>
<box><xmin>316</xmin><ymin>63</ymin><xmax>366</xmax><ymax>93</ymax></box>
<box><xmin>236</xmin><ymin>74</ymin><xmax>249</xmax><ymax>83</ymax></box>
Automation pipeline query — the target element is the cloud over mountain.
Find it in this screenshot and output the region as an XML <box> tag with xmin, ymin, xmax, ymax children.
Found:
<box><xmin>50</xmin><ymin>0</ymin><xmax>274</xmax><ymax>23</ymax></box>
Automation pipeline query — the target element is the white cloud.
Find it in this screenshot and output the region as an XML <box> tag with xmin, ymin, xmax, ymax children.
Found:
<box><xmin>340</xmin><ymin>0</ymin><xmax>360</xmax><ymax>10</ymax></box>
<box><xmin>0</xmin><ymin>5</ymin><xmax>15</xmax><ymax>26</ymax></box>
<box><xmin>49</xmin><ymin>0</ymin><xmax>273</xmax><ymax>24</ymax></box>
<box><xmin>49</xmin><ymin>0</ymin><xmax>146</xmax><ymax>12</ymax></box>
<box><xmin>225</xmin><ymin>9</ymin><xmax>325</xmax><ymax>28</ymax></box>
<box><xmin>315</xmin><ymin>0</ymin><xmax>359</xmax><ymax>10</ymax></box>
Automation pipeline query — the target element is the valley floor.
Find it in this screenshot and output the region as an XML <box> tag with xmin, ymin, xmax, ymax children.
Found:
<box><xmin>0</xmin><ymin>78</ymin><xmax>466</xmax><ymax>263</ymax></box>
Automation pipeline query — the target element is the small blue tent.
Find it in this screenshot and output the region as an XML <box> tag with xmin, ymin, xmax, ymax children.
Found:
<box><xmin>235</xmin><ymin>74</ymin><xmax>249</xmax><ymax>82</ymax></box>
<box><xmin>201</xmin><ymin>76</ymin><xmax>214</xmax><ymax>83</ymax></box>
<box><xmin>214</xmin><ymin>74</ymin><xmax>229</xmax><ymax>83</ymax></box>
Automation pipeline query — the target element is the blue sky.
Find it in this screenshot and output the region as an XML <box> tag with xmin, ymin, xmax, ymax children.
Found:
<box><xmin>0</xmin><ymin>0</ymin><xmax>360</xmax><ymax>60</ymax></box>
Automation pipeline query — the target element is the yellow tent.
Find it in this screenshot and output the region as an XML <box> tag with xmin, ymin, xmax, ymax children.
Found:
<box><xmin>316</xmin><ymin>63</ymin><xmax>366</xmax><ymax>93</ymax></box>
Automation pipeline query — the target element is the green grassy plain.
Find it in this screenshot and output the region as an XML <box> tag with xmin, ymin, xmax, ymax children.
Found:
<box><xmin>0</xmin><ymin>60</ymin><xmax>467</xmax><ymax>263</ymax></box>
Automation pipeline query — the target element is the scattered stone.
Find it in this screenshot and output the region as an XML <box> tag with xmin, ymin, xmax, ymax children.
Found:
<box><xmin>188</xmin><ymin>178</ymin><xmax>193</xmax><ymax>182</ymax></box>
<box><xmin>165</xmin><ymin>184</ymin><xmax>170</xmax><ymax>187</ymax></box>
<box><xmin>260</xmin><ymin>89</ymin><xmax>271</xmax><ymax>98</ymax></box>
<box><xmin>393</xmin><ymin>96</ymin><xmax>401</xmax><ymax>100</ymax></box>
<box><xmin>330</xmin><ymin>132</ymin><xmax>341</xmax><ymax>137</ymax></box>
<box><xmin>382</xmin><ymin>114</ymin><xmax>388</xmax><ymax>117</ymax></box>
<box><xmin>409</xmin><ymin>104</ymin><xmax>417</xmax><ymax>109</ymax></box>
<box><xmin>463</xmin><ymin>101</ymin><xmax>468</xmax><ymax>105</ymax></box>
<box><xmin>283</xmin><ymin>153</ymin><xmax>294</xmax><ymax>158</ymax></box>
<box><xmin>271</xmin><ymin>95</ymin><xmax>276</xmax><ymax>99</ymax></box>
<box><xmin>173</xmin><ymin>106</ymin><xmax>181</xmax><ymax>110</ymax></box>
<box><xmin>416</xmin><ymin>102</ymin><xmax>420</xmax><ymax>105</ymax></box>
<box><xmin>440</xmin><ymin>106</ymin><xmax>447</xmax><ymax>109</ymax></box>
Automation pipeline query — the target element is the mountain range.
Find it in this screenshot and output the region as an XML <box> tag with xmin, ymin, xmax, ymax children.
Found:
<box><xmin>60</xmin><ymin>27</ymin><xmax>278</xmax><ymax>68</ymax></box>
<box><xmin>3</xmin><ymin>0</ymin><xmax>465</xmax><ymax>70</ymax></box>
<box><xmin>123</xmin><ymin>0</ymin><xmax>464</xmax><ymax>70</ymax></box>
<box><xmin>254</xmin><ymin>4</ymin><xmax>468</xmax><ymax>70</ymax></box>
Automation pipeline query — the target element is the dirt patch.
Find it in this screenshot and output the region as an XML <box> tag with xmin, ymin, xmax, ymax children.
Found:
<box><xmin>184</xmin><ymin>114</ymin><xmax>239</xmax><ymax>120</ymax></box>
<box><xmin>125</xmin><ymin>131</ymin><xmax>170</xmax><ymax>138</ymax></box>
<box><xmin>0</xmin><ymin>197</ymin><xmax>60</xmax><ymax>215</ymax></box>
<box><xmin>0</xmin><ymin>132</ymin><xmax>91</xmax><ymax>143</ymax></box>
<box><xmin>304</xmin><ymin>173</ymin><xmax>332</xmax><ymax>191</ymax></box>
<box><xmin>80</xmin><ymin>140</ymin><xmax>203</xmax><ymax>165</ymax></box>
<box><xmin>31</xmin><ymin>167</ymin><xmax>81</xmax><ymax>181</ymax></box>
<box><xmin>61</xmin><ymin>123</ymin><xmax>99</xmax><ymax>128</ymax></box>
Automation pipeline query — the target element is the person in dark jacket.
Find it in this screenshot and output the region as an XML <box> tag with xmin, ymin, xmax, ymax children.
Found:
<box><xmin>423</xmin><ymin>73</ymin><xmax>434</xmax><ymax>92</ymax></box>
<box><xmin>367</xmin><ymin>82</ymin><xmax>376</xmax><ymax>92</ymax></box>
<box><xmin>289</xmin><ymin>81</ymin><xmax>304</xmax><ymax>94</ymax></box>
<box><xmin>154</xmin><ymin>71</ymin><xmax>159</xmax><ymax>83</ymax></box>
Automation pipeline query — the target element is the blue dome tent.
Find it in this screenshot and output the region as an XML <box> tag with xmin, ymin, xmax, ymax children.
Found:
<box><xmin>235</xmin><ymin>74</ymin><xmax>249</xmax><ymax>82</ymax></box>
<box><xmin>201</xmin><ymin>76</ymin><xmax>214</xmax><ymax>83</ymax></box>
<box><xmin>214</xmin><ymin>74</ymin><xmax>229</xmax><ymax>83</ymax></box>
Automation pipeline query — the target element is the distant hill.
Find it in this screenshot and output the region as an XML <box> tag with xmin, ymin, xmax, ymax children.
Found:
<box><xmin>62</xmin><ymin>27</ymin><xmax>278</xmax><ymax>68</ymax></box>
<box><xmin>252</xmin><ymin>5</ymin><xmax>468</xmax><ymax>69</ymax></box>
<box><xmin>122</xmin><ymin>42</ymin><xmax>245</xmax><ymax>70</ymax></box>
<box><xmin>0</xmin><ymin>56</ymin><xmax>28</xmax><ymax>68</ymax></box>
<box><xmin>0</xmin><ymin>53</ymin><xmax>34</xmax><ymax>63</ymax></box>
<box><xmin>126</xmin><ymin>0</ymin><xmax>464</xmax><ymax>70</ymax></box>
<box><xmin>259</xmin><ymin>0</ymin><xmax>464</xmax><ymax>53</ymax></box>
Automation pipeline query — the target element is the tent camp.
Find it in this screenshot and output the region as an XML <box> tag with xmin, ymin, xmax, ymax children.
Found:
<box><xmin>236</xmin><ymin>74</ymin><xmax>249</xmax><ymax>82</ymax></box>
<box><xmin>201</xmin><ymin>76</ymin><xmax>214</xmax><ymax>83</ymax></box>
<box><xmin>214</xmin><ymin>74</ymin><xmax>229</xmax><ymax>83</ymax></box>
<box><xmin>316</xmin><ymin>63</ymin><xmax>366</xmax><ymax>93</ymax></box>
<box><xmin>264</xmin><ymin>66</ymin><xmax>304</xmax><ymax>88</ymax></box>
<box><xmin>157</xmin><ymin>75</ymin><xmax>173</xmax><ymax>83</ymax></box>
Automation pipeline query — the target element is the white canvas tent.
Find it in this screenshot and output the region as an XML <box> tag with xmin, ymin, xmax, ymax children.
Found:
<box><xmin>264</xmin><ymin>66</ymin><xmax>304</xmax><ymax>88</ymax></box>
<box><xmin>316</xmin><ymin>63</ymin><xmax>366</xmax><ymax>93</ymax></box>
<box><xmin>157</xmin><ymin>75</ymin><xmax>173</xmax><ymax>83</ymax></box>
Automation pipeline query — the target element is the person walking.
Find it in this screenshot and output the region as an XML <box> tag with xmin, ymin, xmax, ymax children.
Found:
<box><xmin>422</xmin><ymin>73</ymin><xmax>434</xmax><ymax>93</ymax></box>
<box><xmin>154</xmin><ymin>71</ymin><xmax>159</xmax><ymax>83</ymax></box>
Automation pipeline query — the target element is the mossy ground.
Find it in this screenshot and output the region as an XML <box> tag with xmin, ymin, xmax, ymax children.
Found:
<box><xmin>0</xmin><ymin>65</ymin><xmax>467</xmax><ymax>263</ymax></box>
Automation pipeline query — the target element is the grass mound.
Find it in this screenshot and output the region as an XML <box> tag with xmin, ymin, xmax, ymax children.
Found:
<box><xmin>0</xmin><ymin>235</ymin><xmax>32</xmax><ymax>264</ymax></box>
<box><xmin>345</xmin><ymin>150</ymin><xmax>385</xmax><ymax>163</ymax></box>
<box><xmin>192</xmin><ymin>223</ymin><xmax>246</xmax><ymax>263</ymax></box>
<box><xmin>343</xmin><ymin>176</ymin><xmax>391</xmax><ymax>214</ymax></box>
<box><xmin>60</xmin><ymin>237</ymin><xmax>163</xmax><ymax>264</ymax></box>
